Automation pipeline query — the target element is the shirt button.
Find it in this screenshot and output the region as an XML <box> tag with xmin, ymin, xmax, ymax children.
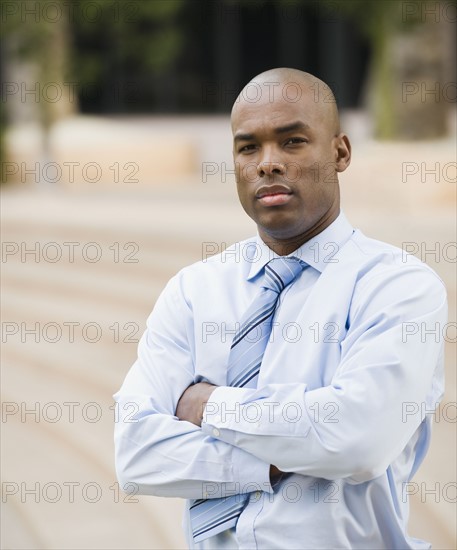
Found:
<box><xmin>255</xmin><ymin>491</ymin><xmax>261</xmax><ymax>500</ymax></box>
<box><xmin>212</xmin><ymin>428</ymin><xmax>220</xmax><ymax>437</ymax></box>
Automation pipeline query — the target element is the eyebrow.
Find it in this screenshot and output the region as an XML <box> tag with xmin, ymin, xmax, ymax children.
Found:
<box><xmin>274</xmin><ymin>121</ymin><xmax>310</xmax><ymax>134</ymax></box>
<box><xmin>234</xmin><ymin>121</ymin><xmax>310</xmax><ymax>142</ymax></box>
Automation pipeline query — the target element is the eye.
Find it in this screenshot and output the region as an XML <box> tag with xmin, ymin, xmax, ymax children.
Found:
<box><xmin>284</xmin><ymin>137</ymin><xmax>307</xmax><ymax>146</ymax></box>
<box><xmin>238</xmin><ymin>144</ymin><xmax>257</xmax><ymax>153</ymax></box>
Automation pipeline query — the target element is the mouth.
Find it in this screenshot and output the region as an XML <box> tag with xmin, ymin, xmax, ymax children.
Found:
<box><xmin>256</xmin><ymin>184</ymin><xmax>293</xmax><ymax>207</ymax></box>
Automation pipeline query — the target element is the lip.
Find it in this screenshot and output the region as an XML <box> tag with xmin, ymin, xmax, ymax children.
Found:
<box><xmin>255</xmin><ymin>184</ymin><xmax>293</xmax><ymax>198</ymax></box>
<box><xmin>255</xmin><ymin>184</ymin><xmax>293</xmax><ymax>207</ymax></box>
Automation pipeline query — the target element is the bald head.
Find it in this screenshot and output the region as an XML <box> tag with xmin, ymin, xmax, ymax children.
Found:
<box><xmin>231</xmin><ymin>67</ymin><xmax>340</xmax><ymax>136</ymax></box>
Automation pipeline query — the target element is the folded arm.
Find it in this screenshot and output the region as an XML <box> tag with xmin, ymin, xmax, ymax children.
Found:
<box><xmin>113</xmin><ymin>275</ymin><xmax>272</xmax><ymax>499</ymax></box>
<box><xmin>201</xmin><ymin>266</ymin><xmax>447</xmax><ymax>482</ymax></box>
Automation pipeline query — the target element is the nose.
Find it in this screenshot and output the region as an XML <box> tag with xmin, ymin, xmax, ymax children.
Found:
<box><xmin>257</xmin><ymin>160</ymin><xmax>286</xmax><ymax>178</ymax></box>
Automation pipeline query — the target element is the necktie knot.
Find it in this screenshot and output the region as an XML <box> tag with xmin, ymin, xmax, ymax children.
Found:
<box><xmin>263</xmin><ymin>256</ymin><xmax>305</xmax><ymax>293</ymax></box>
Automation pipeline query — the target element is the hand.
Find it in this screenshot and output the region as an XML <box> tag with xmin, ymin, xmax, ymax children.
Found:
<box><xmin>175</xmin><ymin>382</ymin><xmax>217</xmax><ymax>427</ymax></box>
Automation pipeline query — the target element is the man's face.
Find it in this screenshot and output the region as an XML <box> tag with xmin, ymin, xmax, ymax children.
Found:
<box><xmin>232</xmin><ymin>86</ymin><xmax>349</xmax><ymax>243</ymax></box>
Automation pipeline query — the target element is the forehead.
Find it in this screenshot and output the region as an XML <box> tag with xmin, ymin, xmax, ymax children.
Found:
<box><xmin>231</xmin><ymin>89</ymin><xmax>326</xmax><ymax>137</ymax></box>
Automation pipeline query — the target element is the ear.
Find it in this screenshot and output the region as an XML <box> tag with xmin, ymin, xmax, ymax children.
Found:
<box><xmin>334</xmin><ymin>133</ymin><xmax>351</xmax><ymax>173</ymax></box>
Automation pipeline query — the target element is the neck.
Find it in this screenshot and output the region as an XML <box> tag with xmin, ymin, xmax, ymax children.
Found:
<box><xmin>259</xmin><ymin>207</ymin><xmax>340</xmax><ymax>256</ymax></box>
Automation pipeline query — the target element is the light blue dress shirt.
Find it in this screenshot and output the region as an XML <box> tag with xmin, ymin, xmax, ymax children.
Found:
<box><xmin>114</xmin><ymin>213</ymin><xmax>447</xmax><ymax>549</ymax></box>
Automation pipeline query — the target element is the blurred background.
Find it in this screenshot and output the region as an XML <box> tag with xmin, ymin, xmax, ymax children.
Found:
<box><xmin>1</xmin><ymin>0</ymin><xmax>456</xmax><ymax>548</ymax></box>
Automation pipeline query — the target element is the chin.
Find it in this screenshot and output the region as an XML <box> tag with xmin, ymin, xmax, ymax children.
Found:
<box><xmin>259</xmin><ymin>223</ymin><xmax>305</xmax><ymax>242</ymax></box>
<box><xmin>257</xmin><ymin>213</ymin><xmax>301</xmax><ymax>234</ymax></box>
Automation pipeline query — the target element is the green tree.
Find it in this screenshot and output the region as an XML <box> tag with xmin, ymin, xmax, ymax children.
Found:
<box><xmin>1</xmin><ymin>0</ymin><xmax>185</xmax><ymax>170</ymax></box>
<box><xmin>309</xmin><ymin>0</ymin><xmax>454</xmax><ymax>139</ymax></box>
<box><xmin>240</xmin><ymin>0</ymin><xmax>455</xmax><ymax>139</ymax></box>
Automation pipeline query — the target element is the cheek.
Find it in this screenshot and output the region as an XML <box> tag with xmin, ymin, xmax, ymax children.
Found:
<box><xmin>234</xmin><ymin>159</ymin><xmax>241</xmax><ymax>183</ymax></box>
<box><xmin>284</xmin><ymin>162</ymin><xmax>306</xmax><ymax>184</ymax></box>
<box><xmin>237</xmin><ymin>161</ymin><xmax>259</xmax><ymax>185</ymax></box>
<box><xmin>236</xmin><ymin>187</ymin><xmax>254</xmax><ymax>217</ymax></box>
<box><xmin>283</xmin><ymin>162</ymin><xmax>318</xmax><ymax>188</ymax></box>
<box><xmin>294</xmin><ymin>153</ymin><xmax>337</xmax><ymax>187</ymax></box>
<box><xmin>235</xmin><ymin>180</ymin><xmax>247</xmax><ymax>204</ymax></box>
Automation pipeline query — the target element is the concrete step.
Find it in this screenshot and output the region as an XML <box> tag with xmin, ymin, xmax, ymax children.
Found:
<box><xmin>2</xmin><ymin>258</ymin><xmax>168</xmax><ymax>314</ymax></box>
<box><xmin>1</xmin><ymin>411</ymin><xmax>185</xmax><ymax>549</ymax></box>
<box><xmin>2</xmin><ymin>321</ymin><xmax>137</xmax><ymax>401</ymax></box>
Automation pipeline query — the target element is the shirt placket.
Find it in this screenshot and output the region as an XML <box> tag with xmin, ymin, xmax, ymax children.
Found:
<box><xmin>236</xmin><ymin>489</ymin><xmax>266</xmax><ymax>549</ymax></box>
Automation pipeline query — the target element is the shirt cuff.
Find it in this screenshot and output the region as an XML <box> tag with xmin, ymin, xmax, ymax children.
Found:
<box><xmin>202</xmin><ymin>386</ymin><xmax>254</xmax><ymax>439</ymax></box>
<box><xmin>202</xmin><ymin>384</ymin><xmax>311</xmax><ymax>437</ymax></box>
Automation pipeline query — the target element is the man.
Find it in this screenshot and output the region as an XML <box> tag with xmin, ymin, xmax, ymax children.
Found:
<box><xmin>114</xmin><ymin>68</ymin><xmax>447</xmax><ymax>549</ymax></box>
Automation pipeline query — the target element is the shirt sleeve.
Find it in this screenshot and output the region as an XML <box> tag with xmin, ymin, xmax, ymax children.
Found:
<box><xmin>201</xmin><ymin>264</ymin><xmax>447</xmax><ymax>483</ymax></box>
<box><xmin>113</xmin><ymin>273</ymin><xmax>272</xmax><ymax>500</ymax></box>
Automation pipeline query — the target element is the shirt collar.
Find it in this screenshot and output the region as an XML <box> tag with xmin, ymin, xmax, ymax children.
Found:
<box><xmin>246</xmin><ymin>211</ymin><xmax>354</xmax><ymax>280</ymax></box>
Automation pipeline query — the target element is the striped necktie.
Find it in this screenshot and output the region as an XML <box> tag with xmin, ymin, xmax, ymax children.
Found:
<box><xmin>190</xmin><ymin>256</ymin><xmax>305</xmax><ymax>543</ymax></box>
